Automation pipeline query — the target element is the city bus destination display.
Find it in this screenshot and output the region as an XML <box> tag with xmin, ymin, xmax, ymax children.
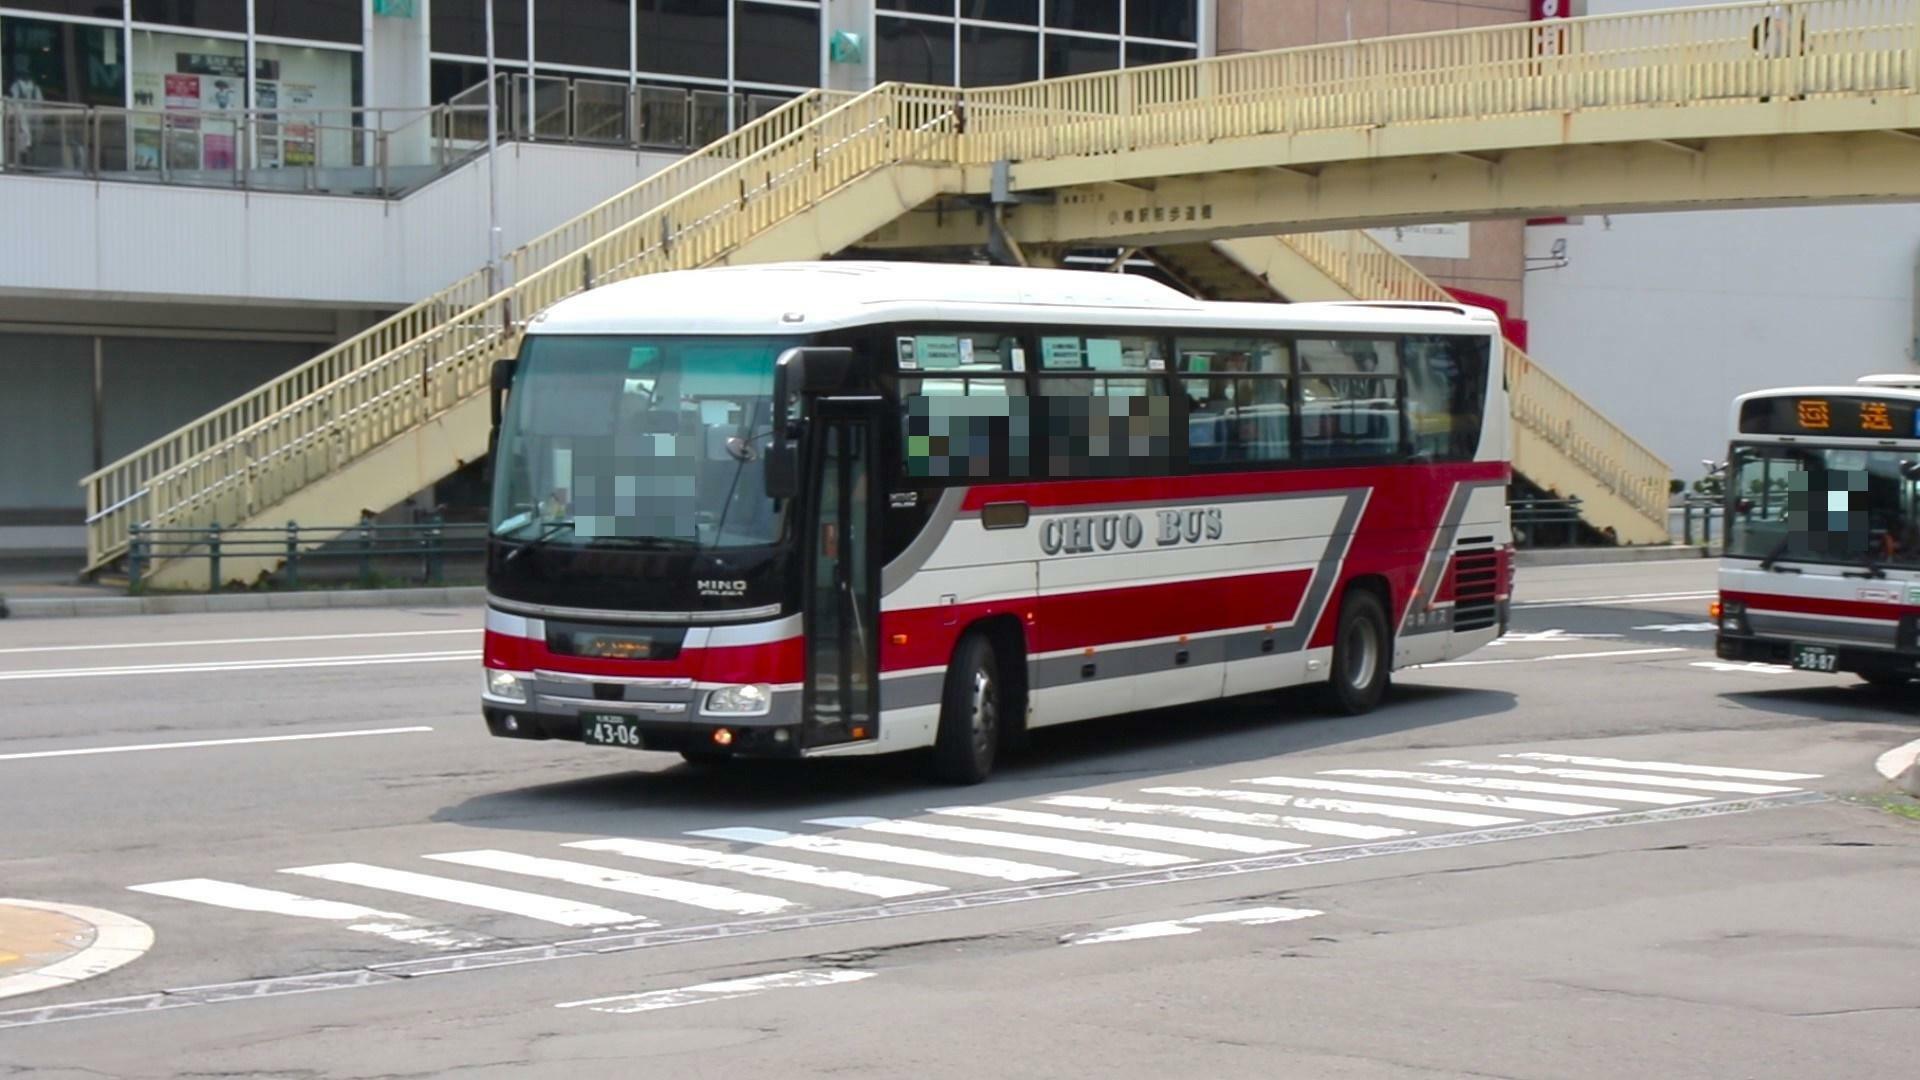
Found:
<box><xmin>1739</xmin><ymin>395</ymin><xmax>1920</xmax><ymax>439</ymax></box>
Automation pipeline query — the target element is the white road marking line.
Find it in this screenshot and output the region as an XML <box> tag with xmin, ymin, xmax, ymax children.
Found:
<box><xmin>1514</xmin><ymin>591</ymin><xmax>1716</xmax><ymax>610</ymax></box>
<box><xmin>0</xmin><ymin>900</ymin><xmax>154</xmax><ymax>1000</ymax></box>
<box><xmin>1424</xmin><ymin>759</ymin><xmax>1802</xmax><ymax>795</ymax></box>
<box><xmin>565</xmin><ymin>837</ymin><xmax>943</xmax><ymax>899</ymax></box>
<box><xmin>1062</xmin><ymin>907</ymin><xmax>1323</xmax><ymax>947</ymax></box>
<box><xmin>280</xmin><ymin>864</ymin><xmax>642</xmax><ymax>928</ymax></box>
<box><xmin>1039</xmin><ymin>794</ymin><xmax>1411</xmax><ymax>841</ymax></box>
<box><xmin>0</xmin><ymin>628</ymin><xmax>479</xmax><ymax>657</ymax></box>
<box><xmin>423</xmin><ymin>851</ymin><xmax>789</xmax><ymax>917</ymax></box>
<box><xmin>0</xmin><ymin>726</ymin><xmax>435</xmax><ymax>762</ymax></box>
<box><xmin>1237</xmin><ymin>776</ymin><xmax>1615</xmax><ymax>816</ymax></box>
<box><xmin>1320</xmin><ymin>769</ymin><xmax>1706</xmax><ymax>806</ymax></box>
<box><xmin>807</xmin><ymin>817</ymin><xmax>1194</xmax><ymax>868</ymax></box>
<box><xmin>1142</xmin><ymin>786</ymin><xmax>1522</xmax><ymax>827</ymax></box>
<box><xmin>0</xmin><ymin>650</ymin><xmax>480</xmax><ymax>682</ymax></box>
<box><xmin>1489</xmin><ymin>629</ymin><xmax>1622</xmax><ymax>645</ymax></box>
<box><xmin>1632</xmin><ymin>623</ymin><xmax>1718</xmax><ymax>633</ymax></box>
<box><xmin>926</xmin><ymin>806</ymin><xmax>1307</xmax><ymax>855</ymax></box>
<box><xmin>1501</xmin><ymin>753</ymin><xmax>1822</xmax><ymax>782</ymax></box>
<box><xmin>127</xmin><ymin>879</ymin><xmax>493</xmax><ymax>951</ymax></box>
<box><xmin>1875</xmin><ymin>737</ymin><xmax>1920</xmax><ymax>782</ymax></box>
<box><xmin>556</xmin><ymin>969</ymin><xmax>875</xmax><ymax>1015</ymax></box>
<box><xmin>687</xmin><ymin>827</ymin><xmax>1072</xmax><ymax>883</ymax></box>
<box><xmin>1420</xmin><ymin>647</ymin><xmax>1685</xmax><ymax>669</ymax></box>
<box><xmin>1690</xmin><ymin>660</ymin><xmax>1793</xmax><ymax>675</ymax></box>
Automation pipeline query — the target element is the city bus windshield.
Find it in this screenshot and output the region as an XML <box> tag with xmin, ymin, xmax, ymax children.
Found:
<box><xmin>490</xmin><ymin>334</ymin><xmax>799</xmax><ymax>550</ymax></box>
<box><xmin>1724</xmin><ymin>443</ymin><xmax>1920</xmax><ymax>567</ymax></box>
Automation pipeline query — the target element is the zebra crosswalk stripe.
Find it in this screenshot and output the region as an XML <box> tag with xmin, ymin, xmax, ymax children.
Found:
<box><xmin>1320</xmin><ymin>769</ymin><xmax>1706</xmax><ymax>806</ymax></box>
<box><xmin>926</xmin><ymin>806</ymin><xmax>1306</xmax><ymax>854</ymax></box>
<box><xmin>128</xmin><ymin>878</ymin><xmax>499</xmax><ymax>950</ymax></box>
<box><xmin>1237</xmin><ymin>775</ymin><xmax>1615</xmax><ymax>816</ymax></box>
<box><xmin>422</xmin><ymin>850</ymin><xmax>795</xmax><ymax>916</ymax></box>
<box><xmin>1500</xmin><ymin>752</ymin><xmax>1821</xmax><ymax>782</ymax></box>
<box><xmin>1140</xmin><ymin>786</ymin><xmax>1522</xmax><ymax>827</ymax></box>
<box><xmin>1038</xmin><ymin>794</ymin><xmax>1411</xmax><ymax>841</ymax></box>
<box><xmin>565</xmin><ymin>837</ymin><xmax>944</xmax><ymax>898</ymax></box>
<box><xmin>805</xmin><ymin>816</ymin><xmax>1195</xmax><ymax>868</ymax></box>
<box><xmin>280</xmin><ymin>863</ymin><xmax>643</xmax><ymax>927</ymax></box>
<box><xmin>686</xmin><ymin>827</ymin><xmax>1074</xmax><ymax>882</ymax></box>
<box><xmin>1424</xmin><ymin>759</ymin><xmax>1801</xmax><ymax>795</ymax></box>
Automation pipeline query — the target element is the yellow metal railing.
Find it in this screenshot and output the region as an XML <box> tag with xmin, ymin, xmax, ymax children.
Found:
<box><xmin>1277</xmin><ymin>230</ymin><xmax>1672</xmax><ymax>528</ymax></box>
<box><xmin>98</xmin><ymin>86</ymin><xmax>961</xmax><ymax>568</ymax></box>
<box><xmin>85</xmin><ymin>0</ymin><xmax>1920</xmax><ymax>569</ymax></box>
<box><xmin>959</xmin><ymin>0</ymin><xmax>1916</xmax><ymax>163</ymax></box>
<box><xmin>81</xmin><ymin>88</ymin><xmax>856</xmax><ymax>568</ymax></box>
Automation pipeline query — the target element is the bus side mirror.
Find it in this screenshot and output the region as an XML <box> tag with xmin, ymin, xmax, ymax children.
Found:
<box><xmin>490</xmin><ymin>358</ymin><xmax>518</xmax><ymax>431</ymax></box>
<box><xmin>766</xmin><ymin>347</ymin><xmax>856</xmax><ymax>500</ymax></box>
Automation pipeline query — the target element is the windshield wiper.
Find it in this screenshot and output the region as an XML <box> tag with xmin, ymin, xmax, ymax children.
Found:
<box><xmin>586</xmin><ymin>535</ymin><xmax>698</xmax><ymax>551</ymax></box>
<box><xmin>1757</xmin><ymin>536</ymin><xmax>1801</xmax><ymax>573</ymax></box>
<box><xmin>1844</xmin><ymin>546</ymin><xmax>1888</xmax><ymax>579</ymax></box>
<box><xmin>501</xmin><ymin>519</ymin><xmax>573</xmax><ymax>565</ymax></box>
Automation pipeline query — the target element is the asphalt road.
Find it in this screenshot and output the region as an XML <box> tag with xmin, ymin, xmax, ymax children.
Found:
<box><xmin>1</xmin><ymin>558</ymin><xmax>1916</xmax><ymax>1078</ymax></box>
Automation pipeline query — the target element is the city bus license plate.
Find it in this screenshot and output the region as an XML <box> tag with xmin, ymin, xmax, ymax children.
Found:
<box><xmin>1790</xmin><ymin>644</ymin><xmax>1838</xmax><ymax>673</ymax></box>
<box><xmin>581</xmin><ymin>713</ymin><xmax>643</xmax><ymax>748</ymax></box>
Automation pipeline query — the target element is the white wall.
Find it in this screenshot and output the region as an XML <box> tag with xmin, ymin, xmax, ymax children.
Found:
<box><xmin>1522</xmin><ymin>0</ymin><xmax>1920</xmax><ymax>481</ymax></box>
<box><xmin>0</xmin><ymin>142</ymin><xmax>680</xmax><ymax>308</ymax></box>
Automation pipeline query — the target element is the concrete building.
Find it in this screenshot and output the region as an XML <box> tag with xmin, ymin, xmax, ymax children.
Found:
<box><xmin>2</xmin><ymin>0</ymin><xmax>1537</xmax><ymax>559</ymax></box>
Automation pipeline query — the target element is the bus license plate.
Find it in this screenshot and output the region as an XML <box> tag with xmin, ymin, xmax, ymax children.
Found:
<box><xmin>1790</xmin><ymin>644</ymin><xmax>1838</xmax><ymax>673</ymax></box>
<box><xmin>581</xmin><ymin>713</ymin><xmax>643</xmax><ymax>748</ymax></box>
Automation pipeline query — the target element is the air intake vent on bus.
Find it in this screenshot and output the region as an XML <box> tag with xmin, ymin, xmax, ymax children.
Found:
<box><xmin>1450</xmin><ymin>547</ymin><xmax>1500</xmax><ymax>632</ymax></box>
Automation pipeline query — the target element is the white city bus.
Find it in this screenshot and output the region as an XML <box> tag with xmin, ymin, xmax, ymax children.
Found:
<box><xmin>481</xmin><ymin>262</ymin><xmax>1514</xmax><ymax>782</ymax></box>
<box><xmin>1715</xmin><ymin>375</ymin><xmax>1920</xmax><ymax>686</ymax></box>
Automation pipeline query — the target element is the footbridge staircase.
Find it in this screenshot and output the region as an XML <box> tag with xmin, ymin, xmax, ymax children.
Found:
<box><xmin>86</xmin><ymin>0</ymin><xmax>1920</xmax><ymax>585</ymax></box>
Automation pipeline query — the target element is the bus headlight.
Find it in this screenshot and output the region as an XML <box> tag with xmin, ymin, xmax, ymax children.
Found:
<box><xmin>486</xmin><ymin>669</ymin><xmax>528</xmax><ymax>703</ymax></box>
<box><xmin>704</xmin><ymin>684</ymin><xmax>772</xmax><ymax>716</ymax></box>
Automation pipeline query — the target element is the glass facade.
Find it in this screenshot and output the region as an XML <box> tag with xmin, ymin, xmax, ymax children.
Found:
<box><xmin>878</xmin><ymin>0</ymin><xmax>1198</xmax><ymax>85</ymax></box>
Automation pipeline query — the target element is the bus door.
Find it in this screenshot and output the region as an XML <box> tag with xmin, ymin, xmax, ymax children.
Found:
<box><xmin>801</xmin><ymin>397</ymin><xmax>882</xmax><ymax>749</ymax></box>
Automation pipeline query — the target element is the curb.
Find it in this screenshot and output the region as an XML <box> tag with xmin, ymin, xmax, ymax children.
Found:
<box><xmin>1875</xmin><ymin>737</ymin><xmax>1920</xmax><ymax>798</ymax></box>
<box><xmin>0</xmin><ymin>900</ymin><xmax>154</xmax><ymax>1001</ymax></box>
<box><xmin>0</xmin><ymin>586</ymin><xmax>487</xmax><ymax>620</ymax></box>
<box><xmin>1513</xmin><ymin>545</ymin><xmax>1714</xmax><ymax>568</ymax></box>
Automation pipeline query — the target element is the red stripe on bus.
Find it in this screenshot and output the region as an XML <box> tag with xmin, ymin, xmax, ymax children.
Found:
<box><xmin>1721</xmin><ymin>590</ymin><xmax>1909</xmax><ymax>622</ymax></box>
<box><xmin>484</xmin><ymin>630</ymin><xmax>806</xmax><ymax>684</ymax></box>
<box><xmin>879</xmin><ymin>568</ymin><xmax>1312</xmax><ymax>671</ymax></box>
<box><xmin>957</xmin><ymin>461</ymin><xmax>1508</xmax><ymax>512</ymax></box>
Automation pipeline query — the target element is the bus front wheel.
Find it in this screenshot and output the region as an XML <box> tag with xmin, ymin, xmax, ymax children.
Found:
<box><xmin>1325</xmin><ymin>589</ymin><xmax>1390</xmax><ymax>715</ymax></box>
<box><xmin>1858</xmin><ymin>670</ymin><xmax>1911</xmax><ymax>690</ymax></box>
<box><xmin>931</xmin><ymin>633</ymin><xmax>999</xmax><ymax>785</ymax></box>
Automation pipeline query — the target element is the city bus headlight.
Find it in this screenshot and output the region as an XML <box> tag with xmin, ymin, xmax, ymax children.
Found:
<box><xmin>704</xmin><ymin>684</ymin><xmax>772</xmax><ymax>716</ymax></box>
<box><xmin>486</xmin><ymin>669</ymin><xmax>528</xmax><ymax>703</ymax></box>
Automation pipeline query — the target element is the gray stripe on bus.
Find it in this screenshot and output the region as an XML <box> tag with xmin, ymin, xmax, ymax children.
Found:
<box><xmin>1746</xmin><ymin>613</ymin><xmax>1898</xmax><ymax>647</ymax></box>
<box><xmin>881</xmin><ymin>488</ymin><xmax>967</xmax><ymax>598</ymax></box>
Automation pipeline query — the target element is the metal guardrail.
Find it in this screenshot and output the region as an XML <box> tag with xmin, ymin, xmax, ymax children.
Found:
<box><xmin>79</xmin><ymin>87</ymin><xmax>856</xmax><ymax>571</ymax></box>
<box><xmin>1510</xmin><ymin>495</ymin><xmax>1588</xmax><ymax>548</ymax></box>
<box><xmin>1277</xmin><ymin>229</ymin><xmax>1673</xmax><ymax>531</ymax></box>
<box><xmin>2</xmin><ymin>76</ymin><xmax>809</xmax><ymax>197</ymax></box>
<box><xmin>80</xmin><ymin>0</ymin><xmax>1916</xmax><ymax>576</ymax></box>
<box><xmin>127</xmin><ymin>516</ymin><xmax>487</xmax><ymax>593</ymax></box>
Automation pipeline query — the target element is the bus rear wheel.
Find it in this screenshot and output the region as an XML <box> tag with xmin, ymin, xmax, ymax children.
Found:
<box><xmin>1858</xmin><ymin>670</ymin><xmax>1911</xmax><ymax>690</ymax></box>
<box><xmin>931</xmin><ymin>633</ymin><xmax>999</xmax><ymax>785</ymax></box>
<box><xmin>1324</xmin><ymin>589</ymin><xmax>1390</xmax><ymax>715</ymax></box>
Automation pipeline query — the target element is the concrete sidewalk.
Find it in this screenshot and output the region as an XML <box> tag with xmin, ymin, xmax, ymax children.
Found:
<box><xmin>1</xmin><ymin>586</ymin><xmax>486</xmax><ymax>619</ymax></box>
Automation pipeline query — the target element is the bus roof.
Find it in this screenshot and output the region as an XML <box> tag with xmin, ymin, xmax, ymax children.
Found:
<box><xmin>1734</xmin><ymin>382</ymin><xmax>1920</xmax><ymax>406</ymax></box>
<box><xmin>526</xmin><ymin>262</ymin><xmax>1503</xmax><ymax>337</ymax></box>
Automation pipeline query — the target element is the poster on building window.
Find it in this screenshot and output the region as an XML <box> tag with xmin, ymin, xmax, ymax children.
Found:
<box><xmin>163</xmin><ymin>73</ymin><xmax>200</xmax><ymax>128</ymax></box>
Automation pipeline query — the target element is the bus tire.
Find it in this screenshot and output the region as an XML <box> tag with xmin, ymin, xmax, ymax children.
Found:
<box><xmin>679</xmin><ymin>748</ymin><xmax>732</xmax><ymax>768</ymax></box>
<box><xmin>1324</xmin><ymin>589</ymin><xmax>1390</xmax><ymax>715</ymax></box>
<box><xmin>1858</xmin><ymin>670</ymin><xmax>1910</xmax><ymax>689</ymax></box>
<box><xmin>930</xmin><ymin>633</ymin><xmax>1000</xmax><ymax>785</ymax></box>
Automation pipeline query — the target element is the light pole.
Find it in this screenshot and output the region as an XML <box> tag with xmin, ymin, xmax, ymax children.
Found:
<box><xmin>484</xmin><ymin>1</ymin><xmax>503</xmax><ymax>294</ymax></box>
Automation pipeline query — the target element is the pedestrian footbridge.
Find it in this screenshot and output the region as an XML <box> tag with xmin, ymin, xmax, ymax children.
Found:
<box><xmin>87</xmin><ymin>0</ymin><xmax>1920</xmax><ymax>584</ymax></box>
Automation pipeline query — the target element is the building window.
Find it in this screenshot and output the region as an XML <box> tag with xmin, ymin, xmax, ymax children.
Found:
<box><xmin>961</xmin><ymin>0</ymin><xmax>1038</xmax><ymax>24</ymax></box>
<box><xmin>960</xmin><ymin>24</ymin><xmax>1035</xmax><ymax>86</ymax></box>
<box><xmin>1126</xmin><ymin>0</ymin><xmax>1197</xmax><ymax>42</ymax></box>
<box><xmin>636</xmin><ymin>0</ymin><xmax>727</xmax><ymax>80</ymax></box>
<box><xmin>1043</xmin><ymin>33</ymin><xmax>1116</xmax><ymax>77</ymax></box>
<box><xmin>128</xmin><ymin>28</ymin><xmax>360</xmax><ymax>171</ymax></box>
<box><xmin>735</xmin><ymin>2</ymin><xmax>820</xmax><ymax>89</ymax></box>
<box><xmin>535</xmin><ymin>0</ymin><xmax>631</xmax><ymax>73</ymax></box>
<box><xmin>1045</xmin><ymin>0</ymin><xmax>1117</xmax><ymax>36</ymax></box>
<box><xmin>130</xmin><ymin>1</ymin><xmax>246</xmax><ymax>34</ymax></box>
<box><xmin>2</xmin><ymin>3</ymin><xmax>125</xmax><ymax>18</ymax></box>
<box><xmin>430</xmin><ymin>58</ymin><xmax>524</xmax><ymax>105</ymax></box>
<box><xmin>1126</xmin><ymin>42</ymin><xmax>1196</xmax><ymax>67</ymax></box>
<box><xmin>879</xmin><ymin>0</ymin><xmax>952</xmax><ymax>15</ymax></box>
<box><xmin>431</xmin><ymin>0</ymin><xmax>529</xmax><ymax>61</ymax></box>
<box><xmin>877</xmin><ymin>15</ymin><xmax>954</xmax><ymax>85</ymax></box>
<box><xmin>255</xmin><ymin>1</ymin><xmax>362</xmax><ymax>46</ymax></box>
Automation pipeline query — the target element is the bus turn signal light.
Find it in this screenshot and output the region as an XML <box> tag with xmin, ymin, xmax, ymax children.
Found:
<box><xmin>712</xmin><ymin>728</ymin><xmax>734</xmax><ymax>747</ymax></box>
<box><xmin>1709</xmin><ymin>600</ymin><xmax>1723</xmax><ymax>621</ymax></box>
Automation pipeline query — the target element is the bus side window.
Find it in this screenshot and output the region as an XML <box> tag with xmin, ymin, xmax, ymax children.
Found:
<box><xmin>1404</xmin><ymin>335</ymin><xmax>1491</xmax><ymax>461</ymax></box>
<box><xmin>1035</xmin><ymin>334</ymin><xmax>1173</xmax><ymax>479</ymax></box>
<box><xmin>1177</xmin><ymin>336</ymin><xmax>1291</xmax><ymax>468</ymax></box>
<box><xmin>901</xmin><ymin>376</ymin><xmax>1031</xmax><ymax>481</ymax></box>
<box><xmin>1298</xmin><ymin>338</ymin><xmax>1402</xmax><ymax>461</ymax></box>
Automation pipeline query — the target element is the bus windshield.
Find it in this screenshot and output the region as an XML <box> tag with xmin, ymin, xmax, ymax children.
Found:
<box><xmin>1725</xmin><ymin>443</ymin><xmax>1920</xmax><ymax>567</ymax></box>
<box><xmin>490</xmin><ymin>334</ymin><xmax>799</xmax><ymax>550</ymax></box>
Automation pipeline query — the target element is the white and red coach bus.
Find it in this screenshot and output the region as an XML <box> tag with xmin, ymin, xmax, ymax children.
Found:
<box><xmin>481</xmin><ymin>263</ymin><xmax>1513</xmax><ymax>782</ymax></box>
<box><xmin>1714</xmin><ymin>376</ymin><xmax>1920</xmax><ymax>686</ymax></box>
